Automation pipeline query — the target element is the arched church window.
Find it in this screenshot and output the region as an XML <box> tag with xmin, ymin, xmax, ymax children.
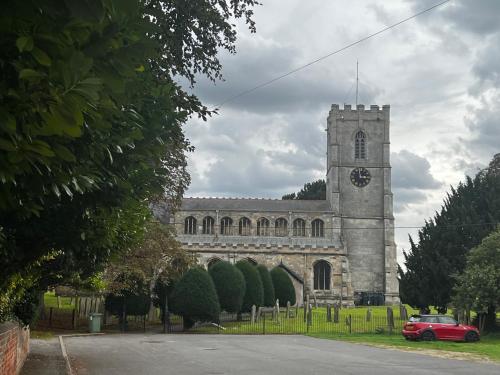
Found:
<box><xmin>239</xmin><ymin>217</ymin><xmax>251</xmax><ymax>236</ymax></box>
<box><xmin>293</xmin><ymin>218</ymin><xmax>305</xmax><ymax>237</ymax></box>
<box><xmin>257</xmin><ymin>217</ymin><xmax>270</xmax><ymax>236</ymax></box>
<box><xmin>220</xmin><ymin>217</ymin><xmax>233</xmax><ymax>235</ymax></box>
<box><xmin>275</xmin><ymin>218</ymin><xmax>288</xmax><ymax>237</ymax></box>
<box><xmin>202</xmin><ymin>216</ymin><xmax>215</xmax><ymax>235</ymax></box>
<box><xmin>313</xmin><ymin>260</ymin><xmax>331</xmax><ymax>290</ymax></box>
<box><xmin>184</xmin><ymin>216</ymin><xmax>197</xmax><ymax>235</ymax></box>
<box><xmin>311</xmin><ymin>219</ymin><xmax>324</xmax><ymax>237</ymax></box>
<box><xmin>355</xmin><ymin>130</ymin><xmax>366</xmax><ymax>159</ymax></box>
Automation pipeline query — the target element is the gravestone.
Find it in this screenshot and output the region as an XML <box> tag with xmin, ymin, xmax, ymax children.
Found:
<box><xmin>333</xmin><ymin>303</ymin><xmax>339</xmax><ymax>323</ymax></box>
<box><xmin>307</xmin><ymin>304</ymin><xmax>312</xmax><ymax>326</ymax></box>
<box><xmin>326</xmin><ymin>304</ymin><xmax>332</xmax><ymax>322</ymax></box>
<box><xmin>251</xmin><ymin>305</ymin><xmax>256</xmax><ymax>324</ymax></box>
<box><xmin>400</xmin><ymin>305</ymin><xmax>408</xmax><ymax>321</ymax></box>
<box><xmin>256</xmin><ymin>306</ymin><xmax>262</xmax><ymax>322</ymax></box>
<box><xmin>387</xmin><ymin>307</ymin><xmax>394</xmax><ymax>332</ymax></box>
<box><xmin>286</xmin><ymin>301</ymin><xmax>291</xmax><ymax>318</ymax></box>
<box><xmin>366</xmin><ymin>308</ymin><xmax>371</xmax><ymax>322</ymax></box>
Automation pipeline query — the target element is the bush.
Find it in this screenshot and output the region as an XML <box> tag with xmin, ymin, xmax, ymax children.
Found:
<box><xmin>209</xmin><ymin>261</ymin><xmax>246</xmax><ymax>313</ymax></box>
<box><xmin>170</xmin><ymin>267</ymin><xmax>220</xmax><ymax>328</ymax></box>
<box><xmin>270</xmin><ymin>267</ymin><xmax>296</xmax><ymax>306</ymax></box>
<box><xmin>256</xmin><ymin>265</ymin><xmax>275</xmax><ymax>307</ymax></box>
<box><xmin>235</xmin><ymin>260</ymin><xmax>263</xmax><ymax>312</ymax></box>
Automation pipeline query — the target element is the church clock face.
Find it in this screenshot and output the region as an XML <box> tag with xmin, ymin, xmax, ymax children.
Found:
<box><xmin>350</xmin><ymin>167</ymin><xmax>371</xmax><ymax>187</ymax></box>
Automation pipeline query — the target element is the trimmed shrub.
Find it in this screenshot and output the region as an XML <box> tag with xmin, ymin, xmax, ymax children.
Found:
<box><xmin>235</xmin><ymin>260</ymin><xmax>263</xmax><ymax>312</ymax></box>
<box><xmin>209</xmin><ymin>261</ymin><xmax>246</xmax><ymax>313</ymax></box>
<box><xmin>271</xmin><ymin>267</ymin><xmax>296</xmax><ymax>306</ymax></box>
<box><xmin>170</xmin><ymin>267</ymin><xmax>220</xmax><ymax>328</ymax></box>
<box><xmin>256</xmin><ymin>265</ymin><xmax>275</xmax><ymax>307</ymax></box>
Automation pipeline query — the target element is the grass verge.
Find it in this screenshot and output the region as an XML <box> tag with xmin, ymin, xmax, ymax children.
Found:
<box><xmin>308</xmin><ymin>332</ymin><xmax>500</xmax><ymax>362</ymax></box>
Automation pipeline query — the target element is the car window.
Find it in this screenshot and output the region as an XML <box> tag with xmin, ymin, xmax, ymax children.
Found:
<box><xmin>421</xmin><ymin>316</ymin><xmax>438</xmax><ymax>323</ymax></box>
<box><xmin>438</xmin><ymin>316</ymin><xmax>457</xmax><ymax>324</ymax></box>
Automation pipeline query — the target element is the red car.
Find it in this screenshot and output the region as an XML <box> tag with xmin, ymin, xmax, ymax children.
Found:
<box><xmin>402</xmin><ymin>315</ymin><xmax>480</xmax><ymax>342</ymax></box>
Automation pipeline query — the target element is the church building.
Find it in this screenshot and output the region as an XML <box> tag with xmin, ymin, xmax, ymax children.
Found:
<box><xmin>161</xmin><ymin>104</ymin><xmax>400</xmax><ymax>306</ymax></box>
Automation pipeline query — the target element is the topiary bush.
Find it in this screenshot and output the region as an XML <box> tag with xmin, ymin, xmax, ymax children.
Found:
<box><xmin>235</xmin><ymin>260</ymin><xmax>263</xmax><ymax>312</ymax></box>
<box><xmin>256</xmin><ymin>265</ymin><xmax>275</xmax><ymax>307</ymax></box>
<box><xmin>170</xmin><ymin>267</ymin><xmax>220</xmax><ymax>329</ymax></box>
<box><xmin>209</xmin><ymin>261</ymin><xmax>246</xmax><ymax>313</ymax></box>
<box><xmin>271</xmin><ymin>267</ymin><xmax>296</xmax><ymax>306</ymax></box>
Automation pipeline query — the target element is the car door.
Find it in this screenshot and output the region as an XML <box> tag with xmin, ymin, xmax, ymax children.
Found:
<box><xmin>437</xmin><ymin>316</ymin><xmax>458</xmax><ymax>339</ymax></box>
<box><xmin>424</xmin><ymin>316</ymin><xmax>444</xmax><ymax>338</ymax></box>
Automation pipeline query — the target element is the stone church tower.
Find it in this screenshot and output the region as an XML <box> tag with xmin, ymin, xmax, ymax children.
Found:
<box><xmin>326</xmin><ymin>104</ymin><xmax>399</xmax><ymax>303</ymax></box>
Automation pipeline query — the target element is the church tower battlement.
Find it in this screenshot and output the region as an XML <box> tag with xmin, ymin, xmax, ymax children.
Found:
<box><xmin>326</xmin><ymin>104</ymin><xmax>399</xmax><ymax>304</ymax></box>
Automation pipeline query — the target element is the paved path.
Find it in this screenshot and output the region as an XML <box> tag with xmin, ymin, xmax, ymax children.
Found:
<box><xmin>21</xmin><ymin>338</ymin><xmax>66</xmax><ymax>375</ymax></box>
<box><xmin>63</xmin><ymin>334</ymin><xmax>500</xmax><ymax>375</ymax></box>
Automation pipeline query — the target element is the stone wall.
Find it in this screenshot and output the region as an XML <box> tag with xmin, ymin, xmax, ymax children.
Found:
<box><xmin>0</xmin><ymin>323</ymin><xmax>29</xmax><ymax>375</ymax></box>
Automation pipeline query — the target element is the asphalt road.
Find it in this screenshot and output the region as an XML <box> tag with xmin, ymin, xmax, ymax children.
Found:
<box><xmin>64</xmin><ymin>334</ymin><xmax>499</xmax><ymax>375</ymax></box>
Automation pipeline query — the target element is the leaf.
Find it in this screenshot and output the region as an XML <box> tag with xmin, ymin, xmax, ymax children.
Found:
<box><xmin>61</xmin><ymin>183</ymin><xmax>73</xmax><ymax>197</ymax></box>
<box><xmin>0</xmin><ymin>139</ymin><xmax>16</xmax><ymax>151</ymax></box>
<box><xmin>16</xmin><ymin>36</ymin><xmax>34</xmax><ymax>52</ymax></box>
<box><xmin>31</xmin><ymin>47</ymin><xmax>52</xmax><ymax>66</ymax></box>
<box><xmin>19</xmin><ymin>69</ymin><xmax>44</xmax><ymax>80</ymax></box>
<box><xmin>52</xmin><ymin>184</ymin><xmax>61</xmax><ymax>198</ymax></box>
<box><xmin>53</xmin><ymin>144</ymin><xmax>76</xmax><ymax>162</ymax></box>
<box><xmin>135</xmin><ymin>65</ymin><xmax>145</xmax><ymax>72</ymax></box>
<box><xmin>0</xmin><ymin>110</ymin><xmax>16</xmax><ymax>134</ymax></box>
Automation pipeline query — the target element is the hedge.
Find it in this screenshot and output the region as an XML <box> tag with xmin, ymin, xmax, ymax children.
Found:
<box><xmin>256</xmin><ymin>264</ymin><xmax>275</xmax><ymax>307</ymax></box>
<box><xmin>235</xmin><ymin>260</ymin><xmax>263</xmax><ymax>312</ymax></box>
<box><xmin>170</xmin><ymin>267</ymin><xmax>220</xmax><ymax>328</ymax></box>
<box><xmin>270</xmin><ymin>267</ymin><xmax>296</xmax><ymax>306</ymax></box>
<box><xmin>209</xmin><ymin>261</ymin><xmax>246</xmax><ymax>313</ymax></box>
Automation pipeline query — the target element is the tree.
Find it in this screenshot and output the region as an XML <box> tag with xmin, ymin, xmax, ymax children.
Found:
<box><xmin>0</xmin><ymin>0</ymin><xmax>259</xmax><ymax>323</ymax></box>
<box><xmin>399</xmin><ymin>154</ymin><xmax>500</xmax><ymax>312</ymax></box>
<box><xmin>282</xmin><ymin>179</ymin><xmax>326</xmax><ymax>200</ymax></box>
<box><xmin>104</xmin><ymin>218</ymin><xmax>195</xmax><ymax>324</ymax></box>
<box><xmin>453</xmin><ymin>227</ymin><xmax>500</xmax><ymax>331</ymax></box>
<box><xmin>256</xmin><ymin>265</ymin><xmax>275</xmax><ymax>307</ymax></box>
<box><xmin>270</xmin><ymin>267</ymin><xmax>296</xmax><ymax>306</ymax></box>
<box><xmin>209</xmin><ymin>261</ymin><xmax>246</xmax><ymax>313</ymax></box>
<box><xmin>170</xmin><ymin>267</ymin><xmax>220</xmax><ymax>329</ymax></box>
<box><xmin>235</xmin><ymin>260</ymin><xmax>263</xmax><ymax>312</ymax></box>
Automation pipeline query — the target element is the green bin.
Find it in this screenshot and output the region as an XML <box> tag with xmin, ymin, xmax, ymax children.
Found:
<box><xmin>88</xmin><ymin>313</ymin><xmax>103</xmax><ymax>333</ymax></box>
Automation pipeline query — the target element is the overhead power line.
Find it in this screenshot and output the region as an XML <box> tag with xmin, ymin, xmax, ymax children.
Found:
<box><xmin>213</xmin><ymin>0</ymin><xmax>451</xmax><ymax>110</ymax></box>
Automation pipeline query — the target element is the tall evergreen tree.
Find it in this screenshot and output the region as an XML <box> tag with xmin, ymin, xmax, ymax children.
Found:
<box><xmin>282</xmin><ymin>179</ymin><xmax>326</xmax><ymax>200</ymax></box>
<box><xmin>399</xmin><ymin>154</ymin><xmax>500</xmax><ymax>312</ymax></box>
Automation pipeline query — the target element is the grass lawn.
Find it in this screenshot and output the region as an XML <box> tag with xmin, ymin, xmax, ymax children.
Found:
<box><xmin>308</xmin><ymin>332</ymin><xmax>500</xmax><ymax>362</ymax></box>
<box><xmin>44</xmin><ymin>291</ymin><xmax>75</xmax><ymax>310</ymax></box>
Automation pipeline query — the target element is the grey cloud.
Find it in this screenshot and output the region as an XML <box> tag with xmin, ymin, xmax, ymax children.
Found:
<box><xmin>392</xmin><ymin>150</ymin><xmax>442</xmax><ymax>189</ymax></box>
<box><xmin>391</xmin><ymin>150</ymin><xmax>442</xmax><ymax>213</ymax></box>
<box><xmin>408</xmin><ymin>0</ymin><xmax>500</xmax><ymax>35</ymax></box>
<box><xmin>393</xmin><ymin>189</ymin><xmax>427</xmax><ymax>214</ymax></box>
<box><xmin>185</xmin><ymin>36</ymin><xmax>379</xmax><ymax>114</ymax></box>
<box><xmin>463</xmin><ymin>93</ymin><xmax>500</xmax><ymax>160</ymax></box>
<box><xmin>472</xmin><ymin>34</ymin><xmax>500</xmax><ymax>86</ymax></box>
<box><xmin>185</xmin><ymin>110</ymin><xmax>326</xmax><ymax>199</ymax></box>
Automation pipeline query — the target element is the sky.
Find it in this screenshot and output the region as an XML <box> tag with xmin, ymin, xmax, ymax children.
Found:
<box><xmin>181</xmin><ymin>0</ymin><xmax>500</xmax><ymax>265</ymax></box>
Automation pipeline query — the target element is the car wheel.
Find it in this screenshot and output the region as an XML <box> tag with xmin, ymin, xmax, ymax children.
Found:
<box><xmin>464</xmin><ymin>331</ymin><xmax>479</xmax><ymax>342</ymax></box>
<box><xmin>421</xmin><ymin>330</ymin><xmax>435</xmax><ymax>341</ymax></box>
